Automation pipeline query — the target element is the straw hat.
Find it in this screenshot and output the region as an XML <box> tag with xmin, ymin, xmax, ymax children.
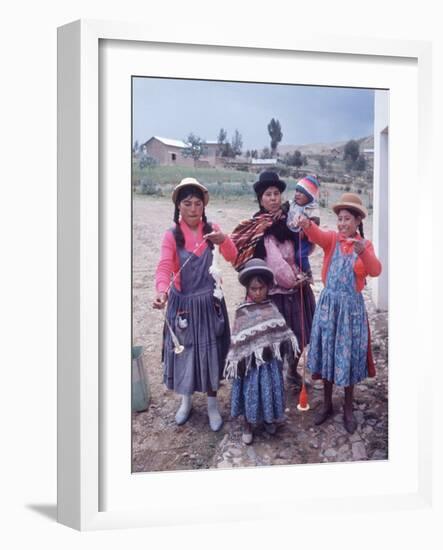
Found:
<box><xmin>332</xmin><ymin>192</ymin><xmax>367</xmax><ymax>219</ymax></box>
<box><xmin>172</xmin><ymin>177</ymin><xmax>209</xmax><ymax>206</ymax></box>
<box><xmin>238</xmin><ymin>258</ymin><xmax>274</xmax><ymax>287</ymax></box>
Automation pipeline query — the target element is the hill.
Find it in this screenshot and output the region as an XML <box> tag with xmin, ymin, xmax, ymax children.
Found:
<box><xmin>277</xmin><ymin>135</ymin><xmax>374</xmax><ymax>156</ymax></box>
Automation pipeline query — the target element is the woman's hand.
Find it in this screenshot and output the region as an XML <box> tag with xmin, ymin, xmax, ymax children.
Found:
<box><xmin>204</xmin><ymin>230</ymin><xmax>226</xmax><ymax>245</ymax></box>
<box><xmin>348</xmin><ymin>238</ymin><xmax>367</xmax><ymax>255</ymax></box>
<box><xmin>297</xmin><ymin>215</ymin><xmax>311</xmax><ymax>230</ymax></box>
<box><xmin>152</xmin><ymin>292</ymin><xmax>167</xmax><ymax>309</ymax></box>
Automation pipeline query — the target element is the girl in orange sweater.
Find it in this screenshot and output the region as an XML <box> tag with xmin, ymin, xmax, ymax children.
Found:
<box><xmin>298</xmin><ymin>193</ymin><xmax>382</xmax><ymax>434</ymax></box>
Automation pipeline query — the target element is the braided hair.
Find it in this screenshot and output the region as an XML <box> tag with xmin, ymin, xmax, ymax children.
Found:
<box><xmin>173</xmin><ymin>186</ymin><xmax>213</xmax><ymax>249</ymax></box>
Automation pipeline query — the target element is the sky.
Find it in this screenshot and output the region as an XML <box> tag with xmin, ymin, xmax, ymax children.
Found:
<box><xmin>132</xmin><ymin>77</ymin><xmax>375</xmax><ymax>151</ymax></box>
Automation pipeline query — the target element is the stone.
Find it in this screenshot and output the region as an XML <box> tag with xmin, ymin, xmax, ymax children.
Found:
<box><xmin>324</xmin><ymin>449</ymin><xmax>337</xmax><ymax>458</ymax></box>
<box><xmin>247</xmin><ymin>447</ymin><xmax>257</xmax><ymax>461</ymax></box>
<box><xmin>371</xmin><ymin>449</ymin><xmax>387</xmax><ymax>460</ymax></box>
<box><xmin>229</xmin><ymin>448</ymin><xmax>242</xmax><ymax>457</ymax></box>
<box><xmin>352</xmin><ymin>442</ymin><xmax>368</xmax><ymax>461</ymax></box>
<box><xmin>217</xmin><ymin>460</ymin><xmax>231</xmax><ymax>469</ymax></box>
<box><xmin>277</xmin><ymin>449</ymin><xmax>292</xmax><ymax>460</ymax></box>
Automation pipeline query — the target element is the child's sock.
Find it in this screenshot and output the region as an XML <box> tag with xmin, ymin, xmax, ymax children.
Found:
<box><xmin>175</xmin><ymin>394</ymin><xmax>192</xmax><ymax>425</ymax></box>
<box><xmin>207</xmin><ymin>396</ymin><xmax>223</xmax><ymax>431</ymax></box>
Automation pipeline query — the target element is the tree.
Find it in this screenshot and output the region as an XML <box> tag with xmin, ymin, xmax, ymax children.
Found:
<box><xmin>217</xmin><ymin>128</ymin><xmax>228</xmax><ymax>155</ymax></box>
<box><xmin>133</xmin><ymin>140</ymin><xmax>139</xmax><ymax>155</ymax></box>
<box><xmin>318</xmin><ymin>156</ymin><xmax>327</xmax><ymax>170</ymax></box>
<box><xmin>182</xmin><ymin>133</ymin><xmax>208</xmax><ymax>166</ymax></box>
<box><xmin>355</xmin><ymin>154</ymin><xmax>366</xmax><ymax>172</ymax></box>
<box><xmin>293</xmin><ymin>150</ymin><xmax>303</xmax><ymax>168</ymax></box>
<box><xmin>343</xmin><ymin>140</ymin><xmax>360</xmax><ymax>164</ymax></box>
<box><xmin>267</xmin><ymin>118</ymin><xmax>283</xmax><ymax>157</ymax></box>
<box><xmin>251</xmin><ymin>149</ymin><xmax>258</xmax><ymax>159</ymax></box>
<box><xmin>231</xmin><ymin>129</ymin><xmax>243</xmax><ymax>157</ymax></box>
<box><xmin>260</xmin><ymin>147</ymin><xmax>271</xmax><ymax>159</ymax></box>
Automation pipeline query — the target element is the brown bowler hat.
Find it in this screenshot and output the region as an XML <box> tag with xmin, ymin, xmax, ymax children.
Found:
<box><xmin>332</xmin><ymin>192</ymin><xmax>368</xmax><ymax>219</ymax></box>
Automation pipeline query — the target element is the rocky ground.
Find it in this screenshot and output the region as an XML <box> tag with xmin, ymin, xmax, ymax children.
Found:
<box><xmin>131</xmin><ymin>194</ymin><xmax>388</xmax><ymax>472</ymax></box>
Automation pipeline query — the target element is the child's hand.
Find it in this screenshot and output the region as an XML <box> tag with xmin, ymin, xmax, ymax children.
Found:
<box><xmin>348</xmin><ymin>238</ymin><xmax>367</xmax><ymax>255</ymax></box>
<box><xmin>297</xmin><ymin>215</ymin><xmax>311</xmax><ymax>230</ymax></box>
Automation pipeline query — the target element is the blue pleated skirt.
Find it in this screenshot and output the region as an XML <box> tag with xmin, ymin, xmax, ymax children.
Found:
<box><xmin>230</xmin><ymin>358</ymin><xmax>285</xmax><ymax>424</ymax></box>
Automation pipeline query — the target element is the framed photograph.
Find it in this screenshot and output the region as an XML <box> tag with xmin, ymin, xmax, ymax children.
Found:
<box><xmin>58</xmin><ymin>19</ymin><xmax>433</xmax><ymax>531</ymax></box>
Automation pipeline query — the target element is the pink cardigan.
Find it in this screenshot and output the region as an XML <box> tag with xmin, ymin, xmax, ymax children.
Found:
<box><xmin>304</xmin><ymin>222</ymin><xmax>382</xmax><ymax>292</ymax></box>
<box><xmin>155</xmin><ymin>220</ymin><xmax>237</xmax><ymax>293</ymax></box>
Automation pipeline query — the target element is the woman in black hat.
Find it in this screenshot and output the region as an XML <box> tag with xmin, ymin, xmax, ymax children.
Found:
<box><xmin>152</xmin><ymin>178</ymin><xmax>237</xmax><ymax>431</ymax></box>
<box><xmin>231</xmin><ymin>170</ymin><xmax>316</xmax><ymax>386</ymax></box>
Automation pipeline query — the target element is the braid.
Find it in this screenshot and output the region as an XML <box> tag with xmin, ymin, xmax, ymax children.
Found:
<box><xmin>358</xmin><ymin>221</ymin><xmax>365</xmax><ymax>238</ymax></box>
<box><xmin>202</xmin><ymin>210</ymin><xmax>214</xmax><ymax>249</ymax></box>
<box><xmin>173</xmin><ymin>205</ymin><xmax>185</xmax><ymax>248</ymax></box>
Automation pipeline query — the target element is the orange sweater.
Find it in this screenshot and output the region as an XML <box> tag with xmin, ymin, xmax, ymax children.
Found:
<box><xmin>304</xmin><ymin>222</ymin><xmax>382</xmax><ymax>292</ymax></box>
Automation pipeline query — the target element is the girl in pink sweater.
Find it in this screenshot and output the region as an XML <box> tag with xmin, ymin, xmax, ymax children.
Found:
<box><xmin>298</xmin><ymin>193</ymin><xmax>382</xmax><ymax>434</ymax></box>
<box><xmin>152</xmin><ymin>178</ymin><xmax>237</xmax><ymax>431</ymax></box>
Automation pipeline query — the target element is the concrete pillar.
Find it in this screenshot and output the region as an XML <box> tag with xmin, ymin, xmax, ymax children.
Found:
<box><xmin>371</xmin><ymin>91</ymin><xmax>389</xmax><ymax>311</ymax></box>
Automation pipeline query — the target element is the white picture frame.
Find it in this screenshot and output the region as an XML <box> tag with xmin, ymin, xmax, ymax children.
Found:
<box><xmin>57</xmin><ymin>19</ymin><xmax>435</xmax><ymax>532</ymax></box>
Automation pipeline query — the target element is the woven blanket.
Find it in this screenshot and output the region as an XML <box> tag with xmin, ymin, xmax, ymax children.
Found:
<box><xmin>224</xmin><ymin>300</ymin><xmax>299</xmax><ymax>379</ymax></box>
<box><xmin>230</xmin><ymin>210</ymin><xmax>284</xmax><ymax>271</ymax></box>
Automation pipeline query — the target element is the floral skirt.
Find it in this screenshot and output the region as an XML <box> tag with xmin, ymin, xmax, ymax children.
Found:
<box><xmin>230</xmin><ymin>358</ymin><xmax>285</xmax><ymax>424</ymax></box>
<box><xmin>307</xmin><ymin>287</ymin><xmax>368</xmax><ymax>386</ymax></box>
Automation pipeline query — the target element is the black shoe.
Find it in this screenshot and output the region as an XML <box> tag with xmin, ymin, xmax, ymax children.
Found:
<box><xmin>343</xmin><ymin>412</ymin><xmax>357</xmax><ymax>434</ymax></box>
<box><xmin>314</xmin><ymin>405</ymin><xmax>334</xmax><ymax>426</ymax></box>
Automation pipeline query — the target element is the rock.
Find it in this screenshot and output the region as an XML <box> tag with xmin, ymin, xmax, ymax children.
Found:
<box><xmin>350</xmin><ymin>432</ymin><xmax>362</xmax><ymax>443</ymax></box>
<box><xmin>229</xmin><ymin>448</ymin><xmax>242</xmax><ymax>457</ymax></box>
<box><xmin>277</xmin><ymin>449</ymin><xmax>292</xmax><ymax>460</ymax></box>
<box><xmin>217</xmin><ymin>460</ymin><xmax>231</xmax><ymax>469</ymax></box>
<box><xmin>247</xmin><ymin>447</ymin><xmax>257</xmax><ymax>461</ymax></box>
<box><xmin>338</xmin><ymin>444</ymin><xmax>350</xmax><ymax>454</ymax></box>
<box><xmin>371</xmin><ymin>449</ymin><xmax>387</xmax><ymax>460</ymax></box>
<box><xmin>324</xmin><ymin>449</ymin><xmax>337</xmax><ymax>458</ymax></box>
<box><xmin>352</xmin><ymin>442</ymin><xmax>368</xmax><ymax>461</ymax></box>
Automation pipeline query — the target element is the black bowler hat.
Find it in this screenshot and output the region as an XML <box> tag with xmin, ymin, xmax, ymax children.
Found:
<box><xmin>238</xmin><ymin>258</ymin><xmax>274</xmax><ymax>287</ymax></box>
<box><xmin>253</xmin><ymin>170</ymin><xmax>286</xmax><ymax>197</ymax></box>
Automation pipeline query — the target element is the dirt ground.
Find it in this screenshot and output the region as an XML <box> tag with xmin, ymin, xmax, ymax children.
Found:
<box><xmin>131</xmin><ymin>194</ymin><xmax>388</xmax><ymax>472</ymax></box>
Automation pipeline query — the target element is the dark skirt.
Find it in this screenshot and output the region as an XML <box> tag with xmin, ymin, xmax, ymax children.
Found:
<box><xmin>270</xmin><ymin>283</ymin><xmax>316</xmax><ymax>352</ymax></box>
<box><xmin>162</xmin><ymin>287</ymin><xmax>230</xmax><ymax>395</ymax></box>
<box><xmin>230</xmin><ymin>358</ymin><xmax>286</xmax><ymax>424</ymax></box>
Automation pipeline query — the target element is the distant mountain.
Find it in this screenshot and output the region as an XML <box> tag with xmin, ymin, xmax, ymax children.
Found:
<box><xmin>277</xmin><ymin>136</ymin><xmax>374</xmax><ymax>156</ymax></box>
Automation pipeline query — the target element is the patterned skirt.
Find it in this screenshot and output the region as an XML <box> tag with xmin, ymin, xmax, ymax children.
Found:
<box><xmin>230</xmin><ymin>358</ymin><xmax>285</xmax><ymax>424</ymax></box>
<box><xmin>307</xmin><ymin>288</ymin><xmax>369</xmax><ymax>386</ymax></box>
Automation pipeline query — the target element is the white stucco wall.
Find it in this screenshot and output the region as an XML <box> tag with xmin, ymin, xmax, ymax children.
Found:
<box><xmin>372</xmin><ymin>90</ymin><xmax>389</xmax><ymax>310</ymax></box>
